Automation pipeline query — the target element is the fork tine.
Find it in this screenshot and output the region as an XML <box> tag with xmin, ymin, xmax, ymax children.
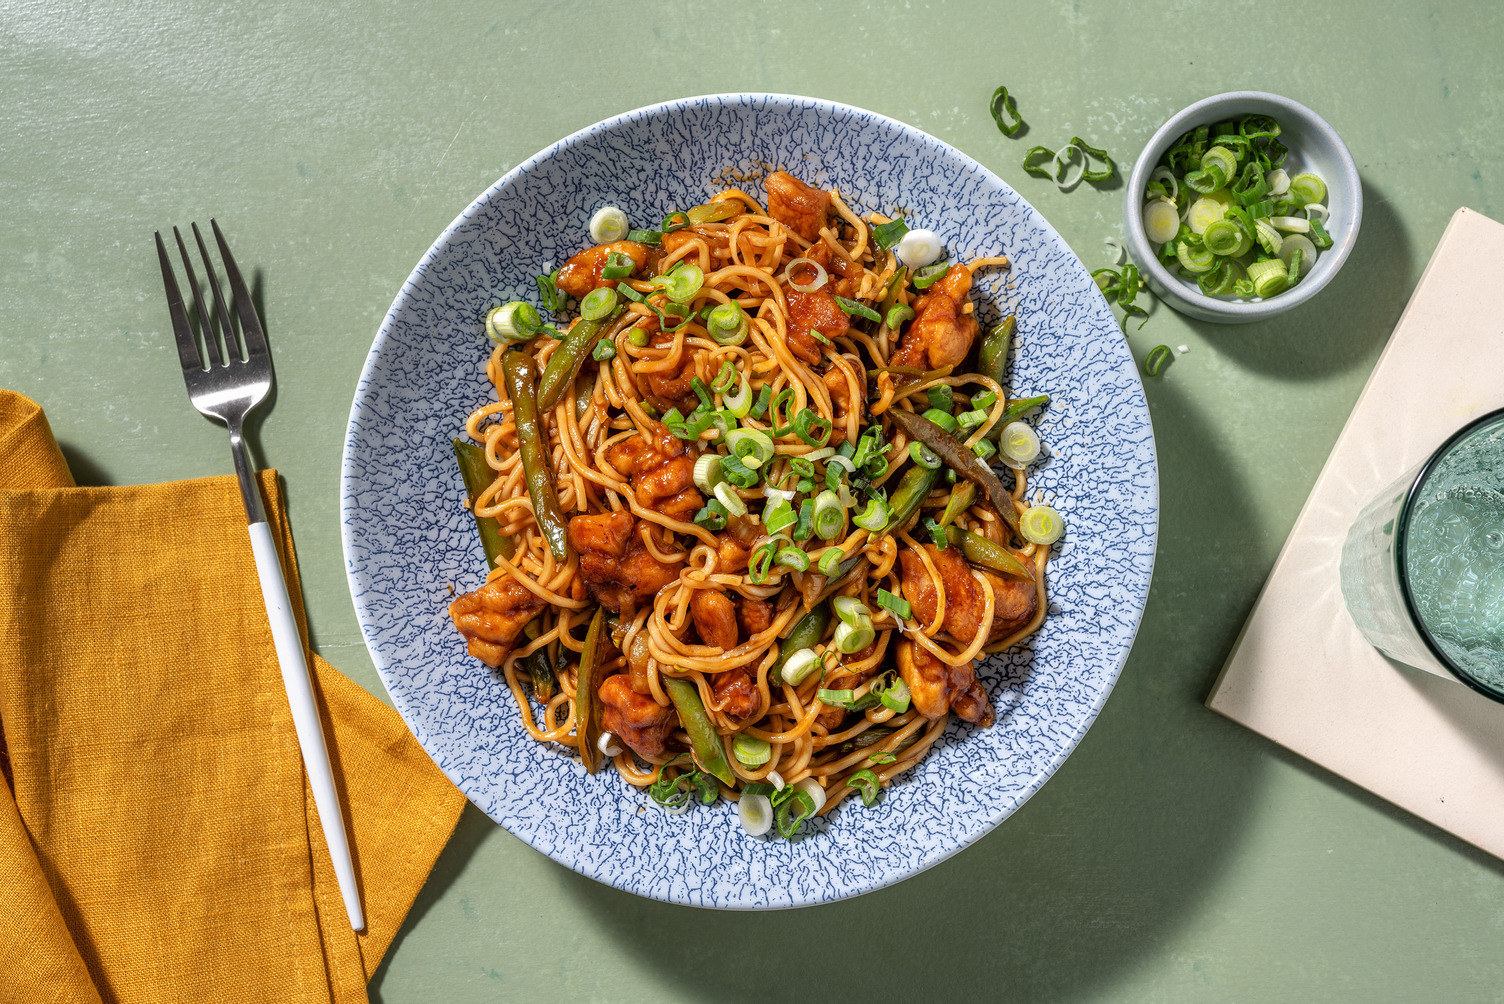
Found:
<box><xmin>173</xmin><ymin>226</ymin><xmax>223</xmax><ymax>368</ymax></box>
<box><xmin>210</xmin><ymin>219</ymin><xmax>267</xmax><ymax>360</ymax></box>
<box><xmin>191</xmin><ymin>222</ymin><xmax>242</xmax><ymax>363</ymax></box>
<box><xmin>156</xmin><ymin>230</ymin><xmax>205</xmax><ymax>374</ymax></box>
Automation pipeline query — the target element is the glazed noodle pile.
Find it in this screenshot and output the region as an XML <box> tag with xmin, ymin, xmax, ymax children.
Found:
<box><xmin>447</xmin><ymin>170</ymin><xmax>1065</xmax><ymax>838</ymax></box>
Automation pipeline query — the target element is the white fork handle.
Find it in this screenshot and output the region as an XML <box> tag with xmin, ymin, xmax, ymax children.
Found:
<box><xmin>249</xmin><ymin>521</ymin><xmax>365</xmax><ymax>932</ymax></box>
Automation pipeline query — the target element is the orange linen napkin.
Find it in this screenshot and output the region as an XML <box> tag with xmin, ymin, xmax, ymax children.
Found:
<box><xmin>0</xmin><ymin>391</ymin><xmax>466</xmax><ymax>1003</ymax></box>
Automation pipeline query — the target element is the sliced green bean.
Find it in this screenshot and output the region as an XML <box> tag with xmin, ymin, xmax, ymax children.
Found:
<box><xmin>503</xmin><ymin>349</ymin><xmax>570</xmax><ymax>561</ymax></box>
<box><xmin>977</xmin><ymin>315</ymin><xmax>1014</xmax><ymax>390</ymax></box>
<box><xmin>577</xmin><ymin>608</ymin><xmax>607</xmax><ymax>774</ymax></box>
<box><xmin>663</xmin><ymin>676</ymin><xmax>734</xmax><ymax>786</ymax></box>
<box><xmin>537</xmin><ymin>307</ymin><xmax>625</xmax><ymax>411</ymax></box>
<box><xmin>452</xmin><ymin>438</ymin><xmax>514</xmax><ymax>566</ymax></box>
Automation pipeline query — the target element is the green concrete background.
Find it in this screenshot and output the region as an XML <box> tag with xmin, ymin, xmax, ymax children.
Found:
<box><xmin>3</xmin><ymin>1</ymin><xmax>1502</xmax><ymax>999</ymax></box>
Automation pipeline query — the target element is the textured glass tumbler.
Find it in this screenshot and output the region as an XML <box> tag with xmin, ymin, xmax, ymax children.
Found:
<box><xmin>1340</xmin><ymin>408</ymin><xmax>1504</xmax><ymax>703</ymax></box>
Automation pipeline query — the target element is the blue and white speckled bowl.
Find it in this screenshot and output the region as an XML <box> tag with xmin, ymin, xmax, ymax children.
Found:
<box><xmin>341</xmin><ymin>94</ymin><xmax>1158</xmax><ymax>909</ymax></box>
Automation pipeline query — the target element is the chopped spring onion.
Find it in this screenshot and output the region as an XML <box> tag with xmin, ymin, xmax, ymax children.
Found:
<box><xmin>1187</xmin><ymin>198</ymin><xmax>1225</xmax><ymax>235</ymax></box>
<box><xmin>775</xmin><ymin>787</ymin><xmax>818</xmax><ymax>839</ymax></box>
<box><xmin>661</xmin><ymin>211</ymin><xmax>691</xmax><ymax>233</ymax></box>
<box><xmin>1148</xmin><ymin>165</ymin><xmax>1179</xmax><ymax>201</ymax></box>
<box><xmin>589</xmin><ymin>206</ymin><xmax>629</xmax><ymax>244</ymax></box>
<box><xmin>601</xmin><ymin>251</ymin><xmax>636</xmax><ymax>280</ymax></box>
<box><xmin>1287</xmin><ymin>172</ymin><xmax>1326</xmax><ymax>206</ymax></box>
<box><xmin>776</xmin><ymin>546</ymin><xmax>810</xmax><ymax>571</ymax></box>
<box><xmin>485</xmin><ymin>301</ymin><xmax>540</xmax><ymax>343</ymax></box>
<box><xmin>792</xmin><ymin>409</ymin><xmax>832</xmax><ymax>447</ymax></box>
<box><xmin>536</xmin><ymin>270</ymin><xmax>563</xmax><ymax>312</ymax></box>
<box><xmin>833</xmin><ymin>618</ymin><xmax>874</xmax><ymax>654</ymax></box>
<box><xmin>1201</xmin><ymin>219</ymin><xmax>1245</xmax><ymax>257</ymax></box>
<box><xmin>734</xmin><ymin>734</ymin><xmax>771</xmax><ymax>766</ymax></box>
<box><xmin>764</xmin><ymin>500</ymin><xmax>796</xmax><ymax>536</ymax></box>
<box><xmin>989</xmin><ymin>84</ymin><xmax>1024</xmax><ymax>137</ymax></box>
<box><xmin>832</xmin><ymin>595</ymin><xmax>872</xmax><ymax>627</ymax></box>
<box><xmin>1143</xmin><ymin>198</ymin><xmax>1180</xmax><ymax>244</ymax></box>
<box><xmin>738</xmin><ymin>793</ymin><xmax>773</xmax><ymax>836</ymax></box>
<box><xmin>885</xmin><ymin>303</ymin><xmax>915</xmax><ymax>329</ymax></box>
<box><xmin>1020</xmin><ymin>504</ymin><xmax>1065</xmax><ymax>545</ymax></box>
<box><xmin>592</xmin><ymin>339</ymin><xmax>616</xmax><ymax>362</ymax></box>
<box><xmin>780</xmin><ymin>648</ymin><xmax>821</xmax><ymax>685</ymax></box>
<box><xmin>908</xmin><ymin>440</ymin><xmax>942</xmax><ymax>470</ymax></box>
<box><xmin>626</xmin><ymin>228</ymin><xmax>661</xmax><ymax>245</ymax></box>
<box><xmin>723</xmin><ymin>374</ymin><xmax>753</xmax><ymax>418</ymax></box>
<box><xmin>794</xmin><ymin>777</ymin><xmax>827</xmax><ymax>814</ymax></box>
<box><xmin>1303</xmin><ymin>203</ymin><xmax>1330</xmax><ymax>224</ymax></box>
<box><xmin>657</xmin><ymin>262</ymin><xmax>704</xmax><ymax>303</ymax></box>
<box><xmin>876</xmin><ymin>588</ymin><xmax>911</xmax><ymax>621</ymax></box>
<box><xmin>597</xmin><ymin>731</ymin><xmax>624</xmax><ymax>758</ymax></box>
<box><xmin>694</xmin><ymin>500</ymin><xmax>728</xmax><ymax>532</ymax></box>
<box><xmin>748</xmin><ymin>537</ymin><xmax>780</xmax><ymax>584</ymax></box>
<box><xmin>580</xmin><ymin>285</ymin><xmax>618</xmax><ymax>321</ymax></box>
<box><xmin>1269</xmin><ymin>216</ymin><xmax>1310</xmax><ymax>234</ymax></box>
<box><xmin>817</xmin><ymin>688</ymin><xmax>855</xmax><ymax>706</ymax></box>
<box><xmin>895</xmin><ymin>229</ymin><xmax>943</xmax><ymax>268</ymax></box>
<box><xmin>852</xmin><ymin>497</ymin><xmax>889</xmax><ymax>531</ymax></box>
<box><xmin>835</xmin><ymin>296</ymin><xmax>881</xmax><ymax>323</ymax></box>
<box><xmin>1287</xmin><ymin>248</ymin><xmax>1304</xmax><ymax>284</ymax></box>
<box><xmin>1267</xmin><ymin>168</ymin><xmax>1291</xmax><ymax>196</ymax></box>
<box><xmin>1278</xmin><ymin>234</ymin><xmax>1318</xmax><ymax>272</ymax></box>
<box><xmin>1174</xmin><ymin>240</ymin><xmax>1216</xmax><ymax>274</ymax></box>
<box><xmin>845</xmin><ymin>768</ymin><xmax>881</xmax><ymax>808</ymax></box>
<box><xmin>922</xmin><ymin>407</ymin><xmax>960</xmax><ymax>434</ymax></box>
<box><xmin>872</xmin><ymin>217</ymin><xmax>909</xmax><ymax>250</ymax></box>
<box><xmin>707</xmin><ymin>300</ymin><xmax>748</xmax><ymax>345</ymax></box>
<box><xmin>912</xmin><ymin>261</ymin><xmax>950</xmax><ymax>289</ymax></box>
<box><xmin>1246</xmin><ymin>257</ymin><xmax>1289</xmax><ymax>298</ymax></box>
<box><xmin>1144</xmin><ymin>344</ymin><xmax>1174</xmax><ymax>377</ymax></box>
<box><xmin>999</xmin><ymin>421</ymin><xmax>1042</xmax><ymax>468</ymax></box>
<box><xmin>713</xmin><ymin>482</ymin><xmax>747</xmax><ymax>517</ymax></box>
<box><xmin>719</xmin><ymin>451</ymin><xmax>760</xmax><ymax>488</ymax></box>
<box><xmin>1308</xmin><ymin>217</ymin><xmax>1333</xmax><ymax>249</ymax></box>
<box><xmin>812</xmin><ymin>490</ymin><xmax>844</xmax><ymax>539</ymax></box>
<box><xmin>726</xmin><ymin>427</ymin><xmax>775</xmax><ymax>469</ymax></box>
<box><xmin>782</xmin><ymin>257</ymin><xmax>828</xmax><ymax>293</ymax></box>
<box><xmin>817</xmin><ymin>548</ymin><xmax>844</xmax><ymax>576</ymax></box>
<box><xmin>616</xmin><ymin>281</ymin><xmax>645</xmax><ymax>302</ymax></box>
<box><xmin>973</xmin><ymin>437</ymin><xmax>998</xmax><ymax>461</ymax></box>
<box><xmin>926</xmin><ymin>384</ymin><xmax>954</xmax><ymax>414</ymax></box>
<box><xmin>874</xmin><ymin>674</ymin><xmax>911</xmax><ymax>713</ymax></box>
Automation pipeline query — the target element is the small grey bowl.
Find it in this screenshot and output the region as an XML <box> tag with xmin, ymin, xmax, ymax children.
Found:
<box><xmin>1123</xmin><ymin>91</ymin><xmax>1362</xmax><ymax>324</ymax></box>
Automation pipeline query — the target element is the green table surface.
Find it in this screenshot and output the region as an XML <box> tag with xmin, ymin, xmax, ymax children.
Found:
<box><xmin>5</xmin><ymin>1</ymin><xmax>1503</xmax><ymax>1000</ymax></box>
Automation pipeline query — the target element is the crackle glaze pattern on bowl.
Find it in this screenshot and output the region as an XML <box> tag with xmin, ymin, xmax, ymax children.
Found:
<box><xmin>341</xmin><ymin>93</ymin><xmax>1158</xmax><ymax>909</ymax></box>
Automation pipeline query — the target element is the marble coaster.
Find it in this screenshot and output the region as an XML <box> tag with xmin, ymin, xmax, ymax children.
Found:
<box><xmin>1208</xmin><ymin>208</ymin><xmax>1504</xmax><ymax>861</ymax></box>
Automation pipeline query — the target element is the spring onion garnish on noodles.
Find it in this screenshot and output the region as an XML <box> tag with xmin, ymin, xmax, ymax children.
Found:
<box><xmin>871</xmin><ymin>217</ymin><xmax>909</xmax><ymax>250</ymax></box>
<box><xmin>1146</xmin><ymin>113</ymin><xmax>1332</xmax><ymax>301</ymax></box>
<box><xmin>990</xmin><ymin>84</ymin><xmax>1024</xmax><ymax>137</ymax></box>
<box><xmin>782</xmin><ymin>257</ymin><xmax>827</xmax><ymax>293</ymax></box>
<box><xmin>895</xmin><ymin>229</ymin><xmax>943</xmax><ymax>268</ymax></box>
<box><xmin>589</xmin><ymin>206</ymin><xmax>629</xmax><ymax>244</ymax></box>
<box><xmin>1020</xmin><ymin>504</ymin><xmax>1066</xmax><ymax>545</ymax></box>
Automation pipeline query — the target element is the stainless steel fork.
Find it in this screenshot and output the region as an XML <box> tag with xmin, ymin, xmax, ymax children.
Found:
<box><xmin>155</xmin><ymin>221</ymin><xmax>365</xmax><ymax>932</ymax></box>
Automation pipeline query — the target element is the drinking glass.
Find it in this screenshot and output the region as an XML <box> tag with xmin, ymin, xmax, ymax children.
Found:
<box><xmin>1340</xmin><ymin>407</ymin><xmax>1504</xmax><ymax>702</ymax></box>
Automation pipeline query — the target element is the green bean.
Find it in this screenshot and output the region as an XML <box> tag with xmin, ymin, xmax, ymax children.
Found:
<box><xmin>938</xmin><ymin>481</ymin><xmax>976</xmax><ymax>527</ymax></box>
<box><xmin>945</xmin><ymin>526</ymin><xmax>1035</xmax><ymax>581</ymax></box>
<box><xmin>835</xmin><ymin>726</ymin><xmax>923</xmax><ymax>758</ymax></box>
<box><xmin>525</xmin><ymin>647</ymin><xmax>557</xmax><ymax>701</ymax></box>
<box><xmin>537</xmin><ymin>307</ymin><xmax>624</xmax><ymax>411</ymax></box>
<box><xmin>996</xmin><ymin>393</ymin><xmax>1050</xmax><ymax>428</ymax></box>
<box><xmin>889</xmin><ymin>408</ymin><xmax>1018</xmax><ymax>535</ymax></box>
<box><xmin>451</xmin><ymin>439</ymin><xmax>514</xmax><ymax>566</ymax></box>
<box><xmin>577</xmin><ymin>608</ymin><xmax>607</xmax><ymax>774</ymax></box>
<box><xmin>662</xmin><ymin>676</ymin><xmax>734</xmax><ymax>786</ymax></box>
<box><xmin>770</xmin><ymin>606</ymin><xmax>832</xmax><ymax>682</ymax></box>
<box><xmin>502</xmin><ymin>349</ymin><xmax>570</xmax><ymax>561</ymax></box>
<box><xmin>977</xmin><ymin>315</ymin><xmax>1014</xmax><ymax>390</ymax></box>
<box><xmin>686</xmin><ymin>200</ymin><xmax>741</xmax><ymax>225</ymax></box>
<box><xmin>882</xmin><ymin>463</ymin><xmax>942</xmax><ymax>534</ymax></box>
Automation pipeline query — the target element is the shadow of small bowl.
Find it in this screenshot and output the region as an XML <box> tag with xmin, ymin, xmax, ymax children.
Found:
<box><xmin>1123</xmin><ymin>91</ymin><xmax>1362</xmax><ymax>324</ymax></box>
